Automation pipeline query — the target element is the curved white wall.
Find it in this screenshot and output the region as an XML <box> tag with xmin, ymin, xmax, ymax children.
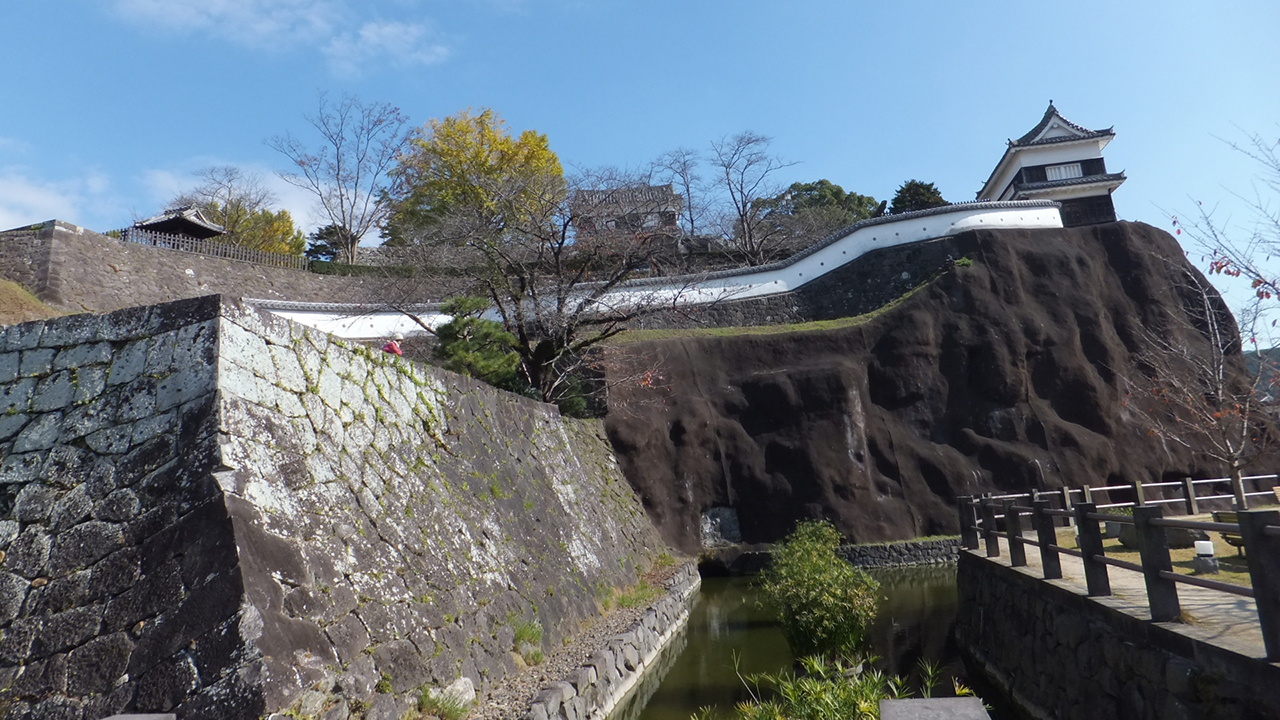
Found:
<box><xmin>255</xmin><ymin>201</ymin><xmax>1063</xmax><ymax>339</ymax></box>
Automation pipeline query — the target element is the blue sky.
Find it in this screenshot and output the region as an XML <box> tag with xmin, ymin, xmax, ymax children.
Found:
<box><xmin>2</xmin><ymin>1</ymin><xmax>1278</xmax><ymax>302</ymax></box>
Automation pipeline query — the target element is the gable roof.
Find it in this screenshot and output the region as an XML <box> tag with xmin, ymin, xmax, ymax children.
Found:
<box><xmin>133</xmin><ymin>205</ymin><xmax>225</xmax><ymax>239</ymax></box>
<box><xmin>1011</xmin><ymin>102</ymin><xmax>1114</xmax><ymax>147</ymax></box>
<box><xmin>977</xmin><ymin>103</ymin><xmax>1117</xmax><ymax>200</ymax></box>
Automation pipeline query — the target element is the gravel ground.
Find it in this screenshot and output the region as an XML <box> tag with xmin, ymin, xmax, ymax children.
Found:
<box><xmin>473</xmin><ymin>564</ymin><xmax>684</xmax><ymax>720</ymax></box>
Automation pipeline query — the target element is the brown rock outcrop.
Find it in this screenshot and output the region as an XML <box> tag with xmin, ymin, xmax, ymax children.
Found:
<box><xmin>604</xmin><ymin>222</ymin><xmax>1273</xmax><ymax>553</ymax></box>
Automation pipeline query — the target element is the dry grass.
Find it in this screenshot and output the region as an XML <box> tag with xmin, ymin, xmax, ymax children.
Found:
<box><xmin>0</xmin><ymin>279</ymin><xmax>61</xmax><ymax>326</ymax></box>
<box><xmin>605</xmin><ymin>278</ymin><xmax>933</xmax><ymax>345</ymax></box>
<box><xmin>1054</xmin><ymin>526</ymin><xmax>1253</xmax><ymax>588</ymax></box>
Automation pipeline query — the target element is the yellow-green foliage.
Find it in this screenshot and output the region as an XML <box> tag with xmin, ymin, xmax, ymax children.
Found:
<box><xmin>758</xmin><ymin>521</ymin><xmax>879</xmax><ymax>659</ymax></box>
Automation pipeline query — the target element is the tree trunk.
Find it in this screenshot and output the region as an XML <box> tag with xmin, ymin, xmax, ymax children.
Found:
<box><xmin>1232</xmin><ymin>464</ymin><xmax>1249</xmax><ymax>510</ymax></box>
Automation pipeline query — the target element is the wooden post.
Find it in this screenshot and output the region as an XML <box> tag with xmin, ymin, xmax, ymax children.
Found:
<box><xmin>981</xmin><ymin>498</ymin><xmax>1000</xmax><ymax>558</ymax></box>
<box><xmin>1237</xmin><ymin>510</ymin><xmax>1280</xmax><ymax>660</ymax></box>
<box><xmin>1004</xmin><ymin>499</ymin><xmax>1026</xmax><ymax>567</ymax></box>
<box><xmin>1075</xmin><ymin>502</ymin><xmax>1111</xmax><ymax>596</ymax></box>
<box><xmin>1061</xmin><ymin>486</ymin><xmax>1075</xmax><ymax>528</ymax></box>
<box><xmin>1183</xmin><ymin>477</ymin><xmax>1198</xmax><ymax>516</ymax></box>
<box><xmin>1082</xmin><ymin>485</ymin><xmax>1094</xmax><ymax>505</ymax></box>
<box><xmin>1132</xmin><ymin>505</ymin><xmax>1180</xmax><ymax>622</ymax></box>
<box><xmin>958</xmin><ymin>496</ymin><xmax>980</xmax><ymax>551</ymax></box>
<box><xmin>1033</xmin><ymin>498</ymin><xmax>1061</xmax><ymax>579</ymax></box>
<box><xmin>1131</xmin><ymin>480</ymin><xmax>1146</xmax><ymax>506</ymax></box>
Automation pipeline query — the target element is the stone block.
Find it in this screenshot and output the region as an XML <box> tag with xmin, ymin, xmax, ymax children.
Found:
<box><xmin>0</xmin><ymin>412</ymin><xmax>30</xmax><ymax>442</ymax></box>
<box><xmin>104</xmin><ymin>562</ymin><xmax>184</xmax><ymax>631</ymax></box>
<box><xmin>20</xmin><ymin>348</ymin><xmax>56</xmax><ymax>377</ymax></box>
<box><xmin>107</xmin><ymin>340</ymin><xmax>148</xmax><ymax>387</ymax></box>
<box><xmin>0</xmin><ymin>352</ymin><xmax>17</xmax><ymax>383</ymax></box>
<box><xmin>40</xmin><ymin>313</ymin><xmax>102</xmax><ymax>348</ymax></box>
<box><xmin>53</xmin><ymin>342</ymin><xmax>112</xmax><ymax>370</ymax></box>
<box><xmin>51</xmin><ymin>485</ymin><xmax>94</xmax><ymax>532</ymax></box>
<box><xmin>134</xmin><ymin>653</ymin><xmax>200</xmax><ymax>712</ymax></box>
<box><xmin>880</xmin><ymin>696</ymin><xmax>992</xmax><ymax>719</ymax></box>
<box><xmin>0</xmin><ymin>377</ymin><xmax>35</xmax><ymax>415</ymax></box>
<box><xmin>30</xmin><ymin>604</ymin><xmax>104</xmax><ymax>658</ymax></box>
<box><xmin>6</xmin><ymin>525</ymin><xmax>52</xmax><ymax>578</ymax></box>
<box><xmin>66</xmin><ymin>631</ymin><xmax>134</xmax><ymax>695</ymax></box>
<box><xmin>326</xmin><ymin>613</ymin><xmax>372</xmax><ymax>664</ymax></box>
<box><xmin>372</xmin><ymin>638</ymin><xmax>427</xmax><ymax>693</ymax></box>
<box><xmin>0</xmin><ymin>571</ymin><xmax>29</xmax><ymax>623</ymax></box>
<box><xmin>49</xmin><ymin>520</ymin><xmax>125</xmax><ymax>576</ymax></box>
<box><xmin>73</xmin><ymin>365</ymin><xmax>107</xmax><ymax>404</ymax></box>
<box><xmin>12</xmin><ymin>410</ymin><xmax>63</xmax><ymax>452</ymax></box>
<box><xmin>4</xmin><ymin>322</ymin><xmax>44</xmax><ymax>351</ymax></box>
<box><xmin>14</xmin><ymin>483</ymin><xmax>59</xmax><ymax>522</ymax></box>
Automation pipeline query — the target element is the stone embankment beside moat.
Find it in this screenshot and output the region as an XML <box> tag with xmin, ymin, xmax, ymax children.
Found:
<box><xmin>526</xmin><ymin>564</ymin><xmax>699</xmax><ymax>720</ymax></box>
<box><xmin>956</xmin><ymin>550</ymin><xmax>1280</xmax><ymax>720</ymax></box>
<box><xmin>0</xmin><ymin>295</ymin><xmax>670</xmax><ymax>720</ymax></box>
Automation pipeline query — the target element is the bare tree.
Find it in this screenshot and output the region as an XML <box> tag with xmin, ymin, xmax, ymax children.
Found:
<box><xmin>1121</xmin><ymin>264</ymin><xmax>1274</xmax><ymax>508</ymax></box>
<box><xmin>269</xmin><ymin>93</ymin><xmax>409</xmax><ymax>264</ymax></box>
<box><xmin>707</xmin><ymin>131</ymin><xmax>797</xmax><ymax>266</ymax></box>
<box><xmin>1176</xmin><ymin>129</ymin><xmax>1280</xmax><ymax>306</ymax></box>
<box><xmin>650</xmin><ymin>148</ymin><xmax>706</xmax><ymax>238</ymax></box>
<box><xmin>387</xmin><ymin>168</ymin><xmax>704</xmax><ymax>407</ymax></box>
<box><xmin>171</xmin><ymin>166</ymin><xmax>275</xmax><ymax>235</ymax></box>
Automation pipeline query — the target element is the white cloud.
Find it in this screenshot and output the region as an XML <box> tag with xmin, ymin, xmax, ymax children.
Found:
<box><xmin>0</xmin><ymin>170</ymin><xmax>95</xmax><ymax>226</ymax></box>
<box><xmin>111</xmin><ymin>0</ymin><xmax>453</xmax><ymax>75</ymax></box>
<box><xmin>140</xmin><ymin>161</ymin><xmax>328</xmax><ymax>235</ymax></box>
<box><xmin>111</xmin><ymin>0</ymin><xmax>342</xmax><ymax>47</ymax></box>
<box><xmin>323</xmin><ymin>21</ymin><xmax>449</xmax><ymax>77</ymax></box>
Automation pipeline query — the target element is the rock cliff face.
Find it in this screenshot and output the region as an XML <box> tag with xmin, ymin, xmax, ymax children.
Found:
<box><xmin>605</xmin><ymin>222</ymin><xmax>1271</xmax><ymax>553</ymax></box>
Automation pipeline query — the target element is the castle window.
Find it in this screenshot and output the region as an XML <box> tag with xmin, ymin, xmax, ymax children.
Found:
<box><xmin>1046</xmin><ymin>163</ymin><xmax>1083</xmax><ymax>181</ymax></box>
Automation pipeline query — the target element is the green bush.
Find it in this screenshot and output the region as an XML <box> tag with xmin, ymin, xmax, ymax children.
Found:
<box><xmin>308</xmin><ymin>260</ymin><xmax>416</xmax><ymax>278</ymax></box>
<box><xmin>758</xmin><ymin>521</ymin><xmax>879</xmax><ymax>659</ymax></box>
<box><xmin>700</xmin><ymin>655</ymin><xmax>971</xmax><ymax>720</ymax></box>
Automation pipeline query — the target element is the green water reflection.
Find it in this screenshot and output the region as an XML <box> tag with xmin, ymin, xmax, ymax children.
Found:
<box><xmin>610</xmin><ymin>565</ymin><xmax>961</xmax><ymax>720</ymax></box>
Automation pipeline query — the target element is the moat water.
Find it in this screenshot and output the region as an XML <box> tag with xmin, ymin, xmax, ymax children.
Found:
<box><xmin>608</xmin><ymin>565</ymin><xmax>969</xmax><ymax>720</ymax></box>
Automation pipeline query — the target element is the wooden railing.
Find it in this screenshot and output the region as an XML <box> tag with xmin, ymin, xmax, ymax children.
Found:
<box><xmin>118</xmin><ymin>228</ymin><xmax>310</xmax><ymax>271</ymax></box>
<box><xmin>957</xmin><ymin>474</ymin><xmax>1280</xmax><ymax>659</ymax></box>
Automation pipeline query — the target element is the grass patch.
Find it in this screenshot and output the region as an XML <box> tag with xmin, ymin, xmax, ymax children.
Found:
<box><xmin>0</xmin><ymin>279</ymin><xmax>61</xmax><ymax>326</ymax></box>
<box><xmin>614</xmin><ymin>581</ymin><xmax>662</xmax><ymax>609</ymax></box>
<box><xmin>848</xmin><ymin>535</ymin><xmax>959</xmax><ymax>548</ymax></box>
<box><xmin>413</xmin><ymin>687</ymin><xmax>471</xmax><ymax>720</ymax></box>
<box><xmin>605</xmin><ymin>279</ymin><xmax>932</xmax><ymax>346</ymax></box>
<box><xmin>1055</xmin><ymin>526</ymin><xmax>1253</xmax><ymax>588</ymax></box>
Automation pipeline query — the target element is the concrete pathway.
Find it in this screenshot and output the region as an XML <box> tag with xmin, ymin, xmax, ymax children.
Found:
<box><xmin>982</xmin><ymin>527</ymin><xmax>1269</xmax><ymax>659</ymax></box>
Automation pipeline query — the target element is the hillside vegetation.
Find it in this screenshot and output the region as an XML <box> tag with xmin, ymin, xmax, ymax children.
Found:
<box><xmin>0</xmin><ymin>279</ymin><xmax>60</xmax><ymax>325</ymax></box>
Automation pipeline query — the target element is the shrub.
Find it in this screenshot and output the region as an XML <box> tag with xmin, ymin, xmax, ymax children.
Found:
<box><xmin>416</xmin><ymin>687</ymin><xmax>470</xmax><ymax>720</ymax></box>
<box><xmin>702</xmin><ymin>655</ymin><xmax>972</xmax><ymax>720</ymax></box>
<box><xmin>758</xmin><ymin>520</ymin><xmax>879</xmax><ymax>658</ymax></box>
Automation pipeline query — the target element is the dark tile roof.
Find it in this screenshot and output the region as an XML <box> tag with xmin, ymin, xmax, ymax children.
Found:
<box><xmin>133</xmin><ymin>205</ymin><xmax>225</xmax><ymax>239</ymax></box>
<box><xmin>1012</xmin><ymin>103</ymin><xmax>1112</xmax><ymax>147</ymax></box>
<box><xmin>1014</xmin><ymin>172</ymin><xmax>1127</xmax><ymax>193</ymax></box>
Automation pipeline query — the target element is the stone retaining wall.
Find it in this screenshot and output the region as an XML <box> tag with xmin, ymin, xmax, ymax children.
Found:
<box><xmin>526</xmin><ymin>563</ymin><xmax>700</xmax><ymax>720</ymax></box>
<box><xmin>0</xmin><ymin>222</ymin><xmax>400</xmax><ymax>314</ymax></box>
<box><xmin>0</xmin><ymin>296</ymin><xmax>670</xmax><ymax>719</ymax></box>
<box><xmin>956</xmin><ymin>550</ymin><xmax>1280</xmax><ymax>720</ymax></box>
<box><xmin>839</xmin><ymin>538</ymin><xmax>960</xmax><ymax>568</ymax></box>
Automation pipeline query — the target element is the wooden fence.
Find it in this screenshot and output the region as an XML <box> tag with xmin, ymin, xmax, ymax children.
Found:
<box><xmin>958</xmin><ymin>474</ymin><xmax>1280</xmax><ymax>659</ymax></box>
<box><xmin>119</xmin><ymin>228</ymin><xmax>310</xmax><ymax>271</ymax></box>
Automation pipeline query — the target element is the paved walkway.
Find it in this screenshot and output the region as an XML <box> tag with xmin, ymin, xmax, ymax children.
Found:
<box><xmin>982</xmin><ymin>527</ymin><xmax>1268</xmax><ymax>659</ymax></box>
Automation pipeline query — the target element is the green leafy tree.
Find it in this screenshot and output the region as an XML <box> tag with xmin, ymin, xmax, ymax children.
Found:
<box><xmin>305</xmin><ymin>225</ymin><xmax>353</xmax><ymax>262</ymax></box>
<box><xmin>758</xmin><ymin>520</ymin><xmax>879</xmax><ymax>659</ymax></box>
<box><xmin>432</xmin><ymin>297</ymin><xmax>527</xmax><ymax>394</ymax></box>
<box><xmin>758</xmin><ymin>180</ymin><xmax>880</xmax><ymax>249</ymax></box>
<box><xmin>890</xmin><ymin>180</ymin><xmax>948</xmax><ymax>214</ymax></box>
<box><xmin>385</xmin><ymin>107</ymin><xmax>564</xmax><ymax>242</ymax></box>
